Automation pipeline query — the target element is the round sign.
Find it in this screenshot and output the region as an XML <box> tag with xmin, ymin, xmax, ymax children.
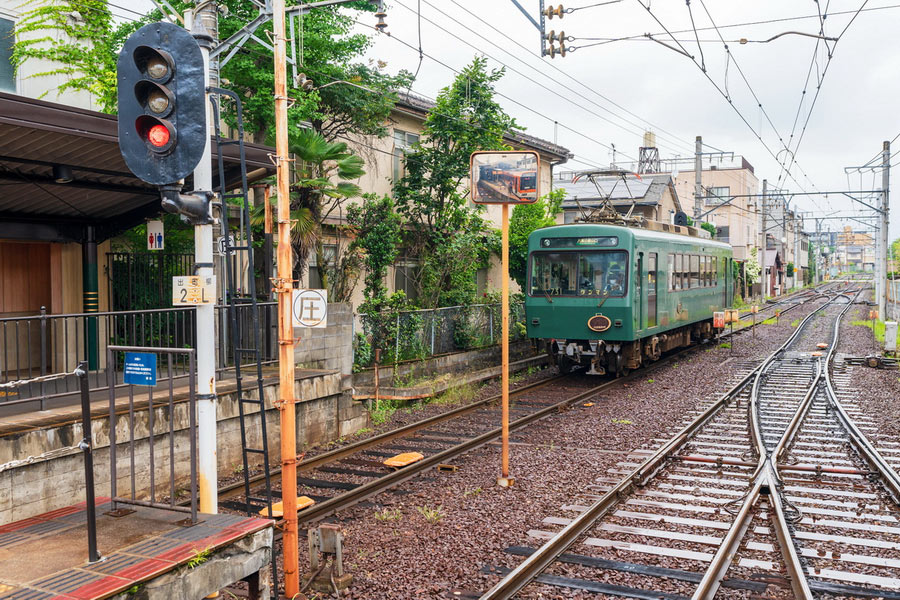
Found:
<box><xmin>292</xmin><ymin>289</ymin><xmax>327</xmax><ymax>327</ymax></box>
<box><xmin>587</xmin><ymin>315</ymin><xmax>611</xmax><ymax>332</ymax></box>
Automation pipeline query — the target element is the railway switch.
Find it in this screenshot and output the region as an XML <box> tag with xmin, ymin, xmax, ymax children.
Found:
<box><xmin>303</xmin><ymin>524</ymin><xmax>352</xmax><ymax>595</ymax></box>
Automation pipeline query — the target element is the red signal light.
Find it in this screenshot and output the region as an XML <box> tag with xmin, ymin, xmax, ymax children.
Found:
<box><xmin>148</xmin><ymin>124</ymin><xmax>170</xmax><ymax>147</ymax></box>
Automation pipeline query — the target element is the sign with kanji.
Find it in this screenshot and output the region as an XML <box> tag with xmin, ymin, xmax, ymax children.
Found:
<box><xmin>292</xmin><ymin>289</ymin><xmax>327</xmax><ymax>328</ymax></box>
<box><xmin>216</xmin><ymin>235</ymin><xmax>236</xmax><ymax>256</ymax></box>
<box><xmin>147</xmin><ymin>220</ymin><xmax>164</xmax><ymax>250</ymax></box>
<box><xmin>124</xmin><ymin>352</ymin><xmax>157</xmax><ymax>386</ymax></box>
<box><xmin>172</xmin><ymin>275</ymin><xmax>215</xmax><ymax>305</ymax></box>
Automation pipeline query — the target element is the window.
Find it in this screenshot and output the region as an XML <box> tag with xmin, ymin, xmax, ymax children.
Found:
<box><xmin>394</xmin><ymin>258</ymin><xmax>419</xmax><ymax>301</ymax></box>
<box><xmin>392</xmin><ymin>129</ymin><xmax>420</xmax><ymax>181</ymax></box>
<box><xmin>713</xmin><ymin>256</ymin><xmax>718</xmax><ymax>286</ymax></box>
<box><xmin>529</xmin><ymin>251</ymin><xmax>628</xmax><ymax>297</ymax></box>
<box><xmin>667</xmin><ymin>253</ymin><xmax>675</xmax><ymax>291</ymax></box>
<box><xmin>0</xmin><ymin>17</ymin><xmax>14</xmax><ymax>93</ymax></box>
<box><xmin>307</xmin><ymin>244</ymin><xmax>337</xmax><ymax>290</ymax></box>
<box><xmin>689</xmin><ymin>255</ymin><xmax>700</xmax><ymax>288</ymax></box>
<box><xmin>705</xmin><ymin>186</ymin><xmax>731</xmax><ymax>205</ymax></box>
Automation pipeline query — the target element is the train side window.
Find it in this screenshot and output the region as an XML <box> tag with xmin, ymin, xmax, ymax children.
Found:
<box><xmin>690</xmin><ymin>255</ymin><xmax>700</xmax><ymax>288</ymax></box>
<box><xmin>713</xmin><ymin>257</ymin><xmax>718</xmax><ymax>285</ymax></box>
<box><xmin>703</xmin><ymin>256</ymin><xmax>710</xmax><ymax>287</ymax></box>
<box><xmin>667</xmin><ymin>253</ymin><xmax>674</xmax><ymax>291</ymax></box>
<box><xmin>674</xmin><ymin>254</ymin><xmax>682</xmax><ymax>290</ymax></box>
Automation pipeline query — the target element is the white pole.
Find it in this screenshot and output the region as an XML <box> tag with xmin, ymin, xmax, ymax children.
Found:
<box><xmin>189</xmin><ymin>7</ymin><xmax>217</xmax><ymax>515</ymax></box>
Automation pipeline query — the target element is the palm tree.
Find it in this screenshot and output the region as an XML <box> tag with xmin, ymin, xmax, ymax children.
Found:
<box><xmin>253</xmin><ymin>127</ymin><xmax>365</xmax><ymax>291</ymax></box>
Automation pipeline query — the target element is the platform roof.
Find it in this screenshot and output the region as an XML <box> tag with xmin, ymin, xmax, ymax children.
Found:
<box><xmin>0</xmin><ymin>92</ymin><xmax>275</xmax><ymax>243</ymax></box>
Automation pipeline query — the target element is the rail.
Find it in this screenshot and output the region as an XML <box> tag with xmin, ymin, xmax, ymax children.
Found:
<box><xmin>479</xmin><ymin>288</ymin><xmax>840</xmax><ymax>600</ymax></box>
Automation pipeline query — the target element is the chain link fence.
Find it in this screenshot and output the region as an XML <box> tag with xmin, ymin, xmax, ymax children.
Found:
<box><xmin>354</xmin><ymin>302</ymin><xmax>527</xmax><ymax>369</ymax></box>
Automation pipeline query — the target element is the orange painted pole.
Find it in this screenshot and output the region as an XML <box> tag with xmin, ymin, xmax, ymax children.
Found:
<box><xmin>499</xmin><ymin>203</ymin><xmax>512</xmax><ymax>485</ymax></box>
<box><xmin>272</xmin><ymin>0</ymin><xmax>299</xmax><ymax>595</ymax></box>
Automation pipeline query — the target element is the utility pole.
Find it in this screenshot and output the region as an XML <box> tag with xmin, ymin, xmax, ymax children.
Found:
<box><xmin>188</xmin><ymin>2</ymin><xmax>218</xmax><ymax>518</ymax></box>
<box><xmin>759</xmin><ymin>179</ymin><xmax>767</xmax><ymax>298</ymax></box>
<box><xmin>794</xmin><ymin>213</ymin><xmax>801</xmax><ymax>289</ymax></box>
<box><xmin>272</xmin><ymin>0</ymin><xmax>300</xmax><ymax>595</ymax></box>
<box><xmin>694</xmin><ymin>135</ymin><xmax>702</xmax><ymax>223</ymax></box>
<box><xmin>880</xmin><ymin>140</ymin><xmax>891</xmax><ymax>318</ymax></box>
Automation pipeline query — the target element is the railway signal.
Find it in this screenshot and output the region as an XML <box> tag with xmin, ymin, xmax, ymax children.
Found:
<box><xmin>471</xmin><ymin>150</ymin><xmax>542</xmax><ymax>487</ymax></box>
<box><xmin>117</xmin><ymin>21</ymin><xmax>207</xmax><ymax>187</ymax></box>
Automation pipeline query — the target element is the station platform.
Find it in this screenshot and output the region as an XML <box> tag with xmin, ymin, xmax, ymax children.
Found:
<box><xmin>0</xmin><ymin>498</ymin><xmax>273</xmax><ymax>599</ymax></box>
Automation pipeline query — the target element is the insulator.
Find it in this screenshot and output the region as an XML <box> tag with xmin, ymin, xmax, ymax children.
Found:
<box><xmin>546</xmin><ymin>29</ymin><xmax>556</xmax><ymax>41</ymax></box>
<box><xmin>548</xmin><ymin>44</ymin><xmax>557</xmax><ymax>58</ymax></box>
<box><xmin>374</xmin><ymin>10</ymin><xmax>387</xmax><ymax>31</ymax></box>
<box><xmin>543</xmin><ymin>4</ymin><xmax>563</xmax><ymax>19</ymax></box>
<box><xmin>557</xmin><ymin>30</ymin><xmax>566</xmax><ymax>44</ymax></box>
<box><xmin>559</xmin><ymin>44</ymin><xmax>567</xmax><ymax>58</ymax></box>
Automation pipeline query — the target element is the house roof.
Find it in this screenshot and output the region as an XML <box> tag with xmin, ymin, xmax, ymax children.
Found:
<box><xmin>0</xmin><ymin>91</ymin><xmax>275</xmax><ymax>243</ymax></box>
<box><xmin>393</xmin><ymin>91</ymin><xmax>573</xmax><ymax>162</ymax></box>
<box><xmin>557</xmin><ymin>174</ymin><xmax>682</xmax><ymax>211</ymax></box>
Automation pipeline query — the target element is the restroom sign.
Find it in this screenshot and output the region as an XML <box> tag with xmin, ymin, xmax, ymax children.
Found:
<box><xmin>147</xmin><ymin>220</ymin><xmax>164</xmax><ymax>250</ymax></box>
<box><xmin>292</xmin><ymin>289</ymin><xmax>327</xmax><ymax>328</ymax></box>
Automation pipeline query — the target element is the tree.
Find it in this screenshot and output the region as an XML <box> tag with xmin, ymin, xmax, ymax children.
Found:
<box><xmin>13</xmin><ymin>1</ymin><xmax>412</xmax><ymax>143</ymax></box>
<box><xmin>508</xmin><ymin>189</ymin><xmax>564</xmax><ymax>290</ymax></box>
<box><xmin>346</xmin><ymin>193</ymin><xmax>402</xmax><ymax>310</ymax></box>
<box><xmin>252</xmin><ymin>128</ymin><xmax>364</xmax><ymax>294</ymax></box>
<box><xmin>393</xmin><ymin>57</ymin><xmax>519</xmax><ymax>307</ymax></box>
<box><xmin>744</xmin><ymin>246</ymin><xmax>762</xmax><ymax>286</ymax></box>
<box><xmin>701</xmin><ymin>222</ymin><xmax>716</xmax><ymax>238</ymax></box>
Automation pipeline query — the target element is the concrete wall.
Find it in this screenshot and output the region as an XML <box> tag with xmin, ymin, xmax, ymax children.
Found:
<box><xmin>0</xmin><ymin>370</ymin><xmax>368</xmax><ymax>523</ymax></box>
<box><xmin>294</xmin><ymin>302</ymin><xmax>353</xmax><ymax>375</ymax></box>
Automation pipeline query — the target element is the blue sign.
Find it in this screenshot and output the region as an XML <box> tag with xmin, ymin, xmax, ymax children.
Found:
<box><xmin>124</xmin><ymin>352</ymin><xmax>157</xmax><ymax>386</ymax></box>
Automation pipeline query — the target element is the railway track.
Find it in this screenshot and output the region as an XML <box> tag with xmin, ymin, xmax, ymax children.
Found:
<box><xmin>211</xmin><ymin>283</ymin><xmax>837</xmax><ymax>530</ymax></box>
<box><xmin>479</xmin><ymin>285</ymin><xmax>900</xmax><ymax>599</ymax></box>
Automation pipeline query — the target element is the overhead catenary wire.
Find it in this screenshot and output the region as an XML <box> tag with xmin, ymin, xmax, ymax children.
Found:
<box><xmin>395</xmin><ymin>0</ymin><xmax>688</xmax><ymax>159</ymax></box>
<box><xmin>632</xmin><ymin>0</ymin><xmax>815</xmax><ymax>197</ymax></box>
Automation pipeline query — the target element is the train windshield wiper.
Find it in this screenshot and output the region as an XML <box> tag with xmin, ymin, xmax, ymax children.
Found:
<box><xmin>597</xmin><ymin>289</ymin><xmax>610</xmax><ymax>309</ymax></box>
<box><xmin>540</xmin><ymin>287</ymin><xmax>553</xmax><ymax>303</ymax></box>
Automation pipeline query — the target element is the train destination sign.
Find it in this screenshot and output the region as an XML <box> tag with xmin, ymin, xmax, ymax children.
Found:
<box><xmin>470</xmin><ymin>150</ymin><xmax>540</xmax><ymax>204</ymax></box>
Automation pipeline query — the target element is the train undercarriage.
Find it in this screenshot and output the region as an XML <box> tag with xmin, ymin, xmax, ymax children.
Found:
<box><xmin>544</xmin><ymin>320</ymin><xmax>715</xmax><ymax>376</ymax></box>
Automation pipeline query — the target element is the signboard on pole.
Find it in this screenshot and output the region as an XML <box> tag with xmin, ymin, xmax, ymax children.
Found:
<box><xmin>123</xmin><ymin>352</ymin><xmax>157</xmax><ymax>386</ymax></box>
<box><xmin>292</xmin><ymin>289</ymin><xmax>327</xmax><ymax>328</ymax></box>
<box><xmin>470</xmin><ymin>150</ymin><xmax>541</xmax><ymax>204</ymax></box>
<box><xmin>147</xmin><ymin>220</ymin><xmax>164</xmax><ymax>250</ymax></box>
<box><xmin>713</xmin><ymin>311</ymin><xmax>725</xmax><ymax>329</ymax></box>
<box><xmin>216</xmin><ymin>235</ymin><xmax>236</xmax><ymax>256</ymax></box>
<box><xmin>172</xmin><ymin>276</ymin><xmax>216</xmax><ymax>305</ymax></box>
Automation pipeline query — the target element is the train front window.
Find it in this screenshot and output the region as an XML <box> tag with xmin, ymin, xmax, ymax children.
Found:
<box><xmin>519</xmin><ymin>172</ymin><xmax>536</xmax><ymax>191</ymax></box>
<box><xmin>529</xmin><ymin>251</ymin><xmax>628</xmax><ymax>297</ymax></box>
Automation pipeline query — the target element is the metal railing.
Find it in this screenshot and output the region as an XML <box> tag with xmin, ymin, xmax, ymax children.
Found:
<box><xmin>107</xmin><ymin>252</ymin><xmax>195</xmax><ymax>312</ymax></box>
<box><xmin>354</xmin><ymin>302</ymin><xmax>527</xmax><ymax>368</ymax></box>
<box><xmin>0</xmin><ymin>303</ymin><xmax>277</xmax><ymax>411</ymax></box>
<box><xmin>106</xmin><ymin>345</ymin><xmax>198</xmax><ymax>524</ymax></box>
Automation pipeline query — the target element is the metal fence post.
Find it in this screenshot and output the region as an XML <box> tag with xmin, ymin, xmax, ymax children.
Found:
<box><xmin>395</xmin><ymin>313</ymin><xmax>400</xmax><ymax>362</ymax></box>
<box><xmin>76</xmin><ymin>361</ymin><xmax>101</xmax><ymax>562</ymax></box>
<box><xmin>39</xmin><ymin>306</ymin><xmax>47</xmax><ymax>410</ymax></box>
<box><xmin>489</xmin><ymin>306</ymin><xmax>493</xmax><ymax>345</ymax></box>
<box><xmin>431</xmin><ymin>310</ymin><xmax>436</xmax><ymax>356</ymax></box>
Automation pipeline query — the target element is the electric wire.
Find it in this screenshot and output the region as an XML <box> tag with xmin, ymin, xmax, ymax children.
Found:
<box><xmin>396</xmin><ymin>0</ymin><xmax>685</xmax><ymax>159</ymax></box>
<box><xmin>445</xmin><ymin>0</ymin><xmax>699</xmax><ymax>156</ymax></box>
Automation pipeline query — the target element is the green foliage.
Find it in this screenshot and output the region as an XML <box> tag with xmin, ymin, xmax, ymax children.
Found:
<box><xmin>509</xmin><ymin>188</ymin><xmax>564</xmax><ymax>290</ymax></box>
<box><xmin>786</xmin><ymin>262</ymin><xmax>795</xmax><ymax>277</ymax></box>
<box><xmin>807</xmin><ymin>243</ymin><xmax>816</xmax><ymax>285</ymax></box>
<box><xmin>744</xmin><ymin>246</ymin><xmax>762</xmax><ymax>286</ymax></box>
<box><xmin>187</xmin><ymin>546</ymin><xmax>212</xmax><ymax>569</ymax></box>
<box><xmin>111</xmin><ymin>214</ymin><xmax>194</xmax><ymax>254</ymax></box>
<box><xmin>852</xmin><ymin>319</ymin><xmax>886</xmax><ymax>343</ymax></box>
<box><xmin>347</xmin><ymin>193</ymin><xmax>402</xmax><ymax>309</ymax></box>
<box><xmin>415</xmin><ymin>504</ymin><xmax>444</xmax><ymax>524</ymax></box>
<box><xmin>374</xmin><ymin>507</ymin><xmax>402</xmax><ymax>522</ymax></box>
<box><xmin>393</xmin><ymin>57</ymin><xmax>518</xmax><ymax>308</ymax></box>
<box><xmin>14</xmin><ymin>1</ymin><xmax>411</xmax><ymax>141</ymax></box>
<box><xmin>701</xmin><ymin>222</ymin><xmax>716</xmax><ymax>237</ymax></box>
<box><xmin>12</xmin><ymin>1</ymin><xmax>118</xmax><ymax>108</ymax></box>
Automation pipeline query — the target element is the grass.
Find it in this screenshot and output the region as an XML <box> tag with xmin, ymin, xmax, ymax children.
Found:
<box><xmin>761</xmin><ymin>316</ymin><xmax>778</xmax><ymax>325</ymax></box>
<box><xmin>187</xmin><ymin>546</ymin><xmax>212</xmax><ymax>569</ymax></box>
<box><xmin>718</xmin><ymin>342</ymin><xmax>732</xmax><ymax>349</ymax></box>
<box><xmin>611</xmin><ymin>418</ymin><xmax>633</xmax><ymax>425</ymax></box>
<box><xmin>416</xmin><ymin>504</ymin><xmax>445</xmax><ymax>524</ymax></box>
<box><xmin>463</xmin><ymin>487</ymin><xmax>483</xmax><ymax>497</ymax></box>
<box><xmin>790</xmin><ymin>318</ymin><xmax>800</xmax><ymax>327</ymax></box>
<box><xmin>646</xmin><ymin>378</ymin><xmax>654</xmax><ymax>383</ymax></box>
<box><xmin>375</xmin><ymin>507</ymin><xmax>402</xmax><ymax>522</ymax></box>
<box><xmin>433</xmin><ymin>382</ymin><xmax>477</xmax><ymax>406</ymax></box>
<box><xmin>851</xmin><ymin>319</ymin><xmax>886</xmax><ymax>343</ymax></box>
<box><xmin>370</xmin><ymin>399</ymin><xmax>402</xmax><ymax>425</ymax></box>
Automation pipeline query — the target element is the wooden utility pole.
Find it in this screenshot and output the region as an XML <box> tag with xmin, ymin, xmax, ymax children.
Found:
<box><xmin>500</xmin><ymin>203</ymin><xmax>511</xmax><ymax>484</ymax></box>
<box><xmin>272</xmin><ymin>0</ymin><xmax>299</xmax><ymax>595</ymax></box>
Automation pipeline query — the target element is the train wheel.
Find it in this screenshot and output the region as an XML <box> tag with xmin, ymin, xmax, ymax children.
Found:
<box><xmin>557</xmin><ymin>354</ymin><xmax>575</xmax><ymax>374</ymax></box>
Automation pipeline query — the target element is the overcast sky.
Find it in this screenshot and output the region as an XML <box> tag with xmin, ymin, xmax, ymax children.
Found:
<box><xmin>127</xmin><ymin>0</ymin><xmax>900</xmax><ymax>240</ymax></box>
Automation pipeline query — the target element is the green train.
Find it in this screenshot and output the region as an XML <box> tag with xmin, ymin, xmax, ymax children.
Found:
<box><xmin>525</xmin><ymin>222</ymin><xmax>734</xmax><ymax>375</ymax></box>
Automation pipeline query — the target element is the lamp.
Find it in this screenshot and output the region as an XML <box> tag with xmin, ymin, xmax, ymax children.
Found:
<box><xmin>53</xmin><ymin>164</ymin><xmax>73</xmax><ymax>183</ymax></box>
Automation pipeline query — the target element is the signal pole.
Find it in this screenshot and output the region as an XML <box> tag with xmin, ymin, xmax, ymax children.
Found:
<box><xmin>272</xmin><ymin>0</ymin><xmax>300</xmax><ymax>595</ymax></box>
<box><xmin>759</xmin><ymin>179</ymin><xmax>767</xmax><ymax>297</ymax></box>
<box><xmin>188</xmin><ymin>3</ymin><xmax>218</xmax><ymax>517</ymax></box>
<box><xmin>880</xmin><ymin>141</ymin><xmax>891</xmax><ymax>318</ymax></box>
<box><xmin>694</xmin><ymin>136</ymin><xmax>702</xmax><ymax>222</ymax></box>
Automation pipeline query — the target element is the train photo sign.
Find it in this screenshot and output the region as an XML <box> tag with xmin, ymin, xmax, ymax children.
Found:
<box><xmin>470</xmin><ymin>150</ymin><xmax>541</xmax><ymax>204</ymax></box>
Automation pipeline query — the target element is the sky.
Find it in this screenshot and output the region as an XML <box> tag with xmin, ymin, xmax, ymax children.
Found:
<box><xmin>127</xmin><ymin>0</ymin><xmax>900</xmax><ymax>241</ymax></box>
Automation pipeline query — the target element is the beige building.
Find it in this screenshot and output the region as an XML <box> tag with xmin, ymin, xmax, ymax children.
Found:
<box><xmin>320</xmin><ymin>91</ymin><xmax>572</xmax><ymax>304</ymax></box>
<box><xmin>835</xmin><ymin>226</ymin><xmax>875</xmax><ymax>271</ymax></box>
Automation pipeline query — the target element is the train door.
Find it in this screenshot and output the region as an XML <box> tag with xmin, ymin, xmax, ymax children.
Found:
<box><xmin>648</xmin><ymin>253</ymin><xmax>657</xmax><ymax>327</ymax></box>
<box><xmin>636</xmin><ymin>253</ymin><xmax>643</xmax><ymax>331</ymax></box>
<box><xmin>723</xmin><ymin>257</ymin><xmax>730</xmax><ymax>307</ymax></box>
